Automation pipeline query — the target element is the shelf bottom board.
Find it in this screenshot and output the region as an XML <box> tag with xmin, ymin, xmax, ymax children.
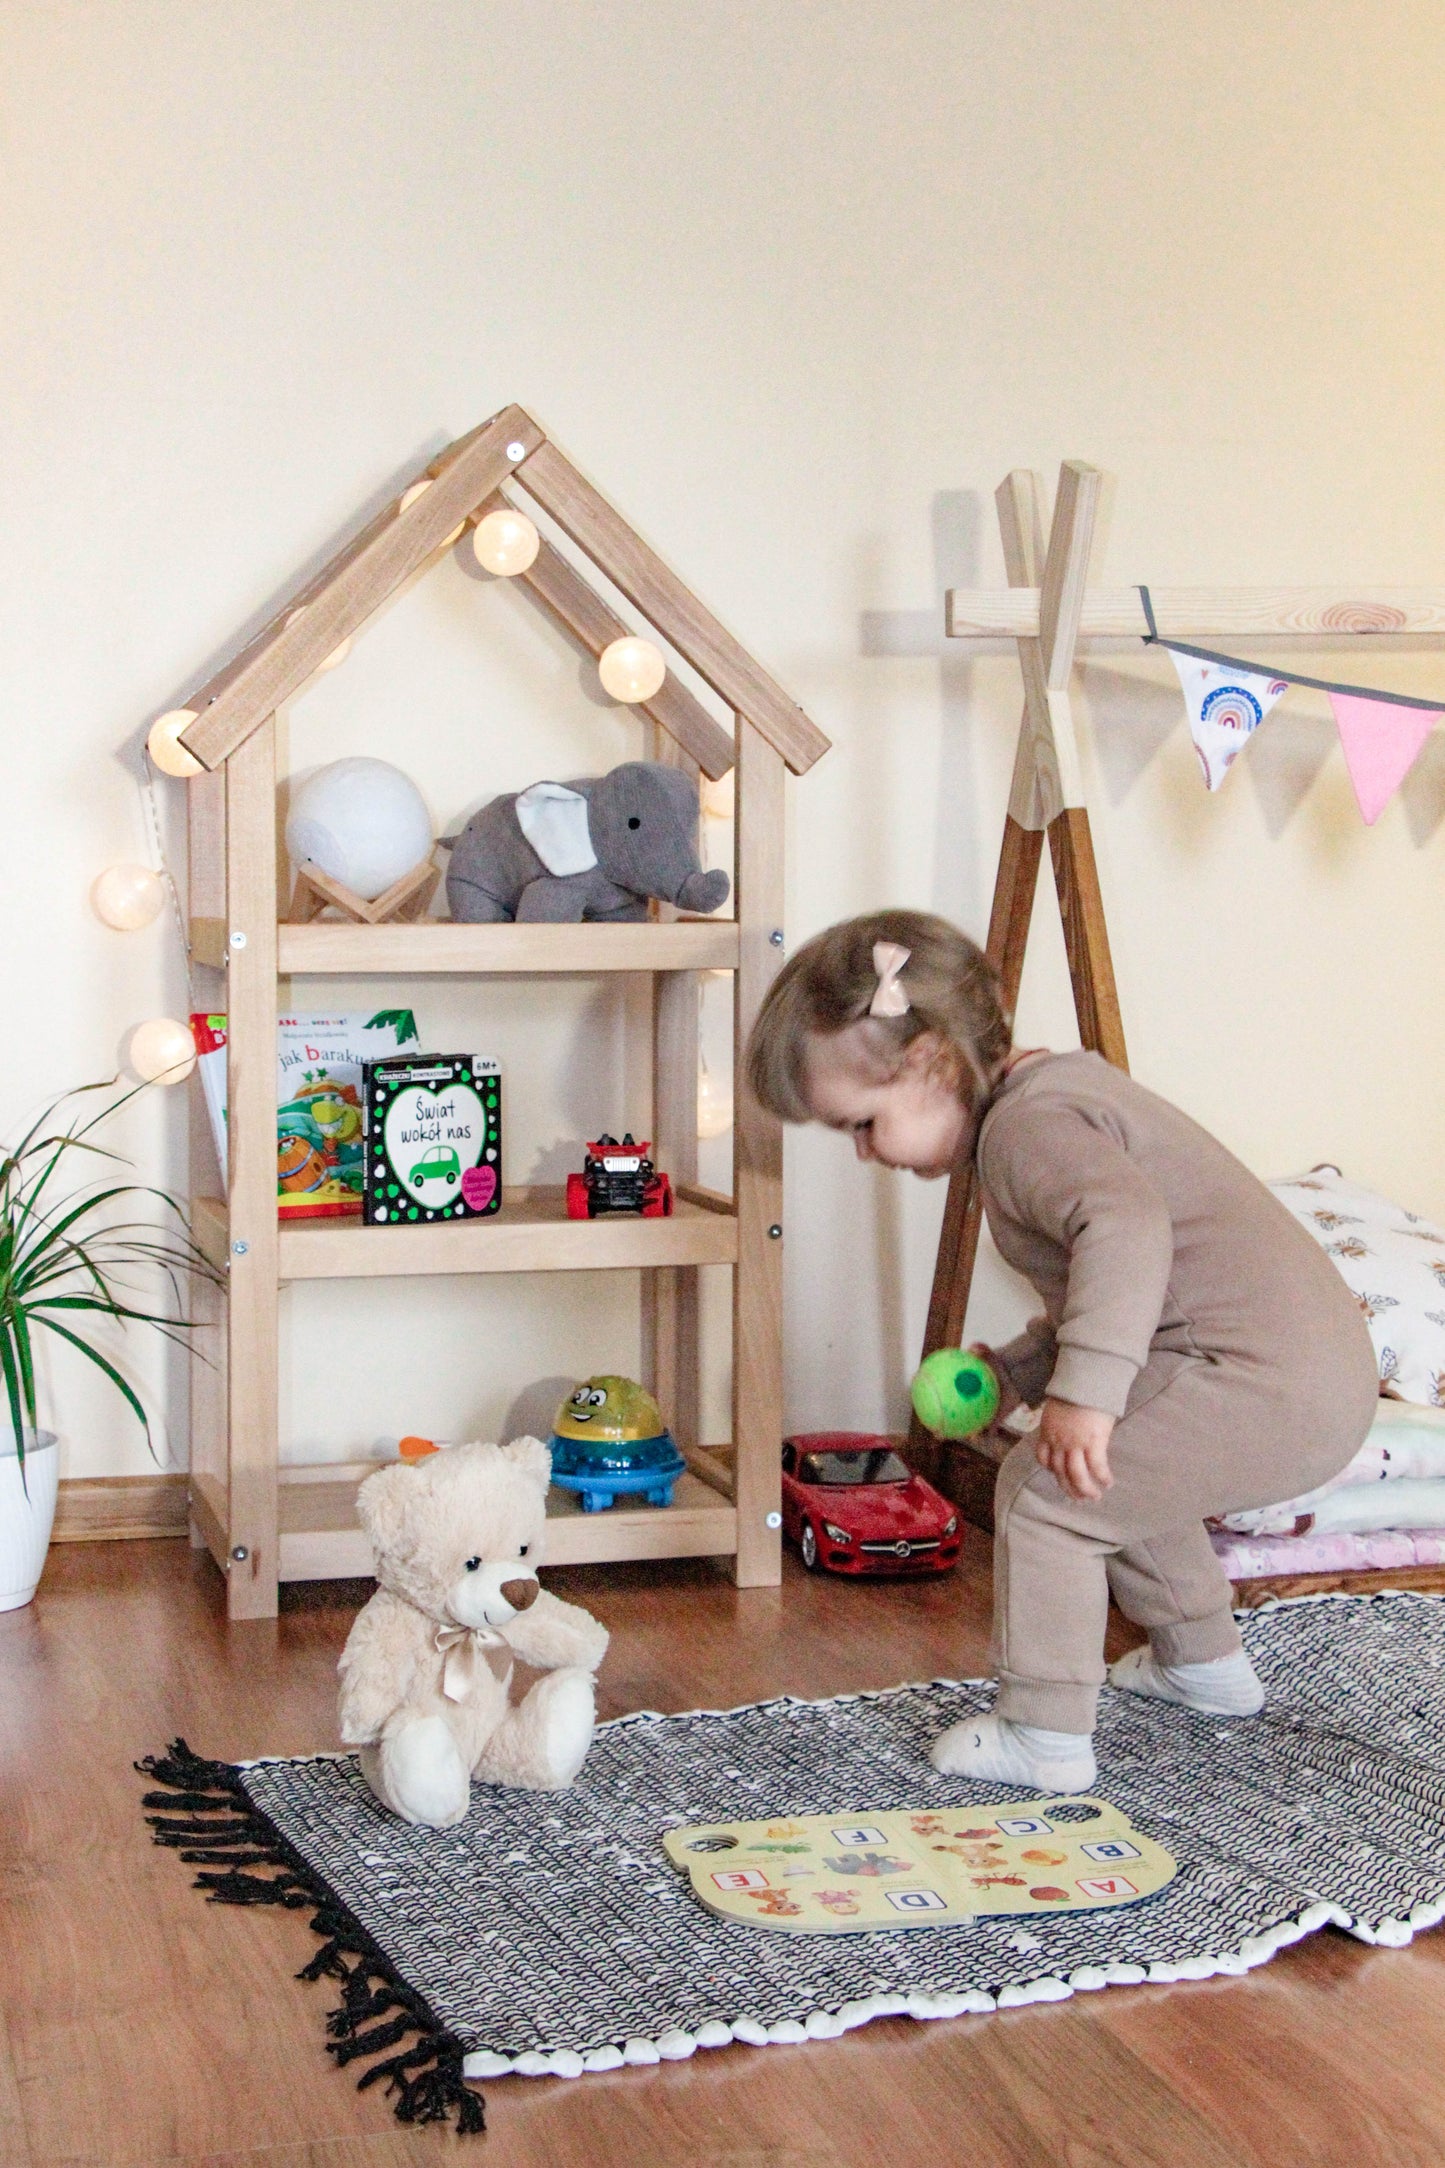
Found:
<box><xmin>270</xmin><ymin>1470</ymin><xmax>737</xmax><ymax>1580</ymax></box>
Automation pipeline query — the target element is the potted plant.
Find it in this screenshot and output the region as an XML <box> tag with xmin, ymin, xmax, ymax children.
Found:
<box><xmin>0</xmin><ymin>1080</ymin><xmax>219</xmax><ymax>1611</ymax></box>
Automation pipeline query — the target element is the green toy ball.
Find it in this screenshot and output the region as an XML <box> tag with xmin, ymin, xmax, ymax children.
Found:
<box><xmin>910</xmin><ymin>1348</ymin><xmax>1001</xmax><ymax>1440</ymax></box>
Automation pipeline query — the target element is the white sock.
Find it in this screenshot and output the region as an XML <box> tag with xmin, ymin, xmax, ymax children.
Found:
<box><xmin>930</xmin><ymin>1712</ymin><xmax>1097</xmax><ymax>1791</ymax></box>
<box><xmin>1108</xmin><ymin>1644</ymin><xmax>1264</xmax><ymax>1716</ymax></box>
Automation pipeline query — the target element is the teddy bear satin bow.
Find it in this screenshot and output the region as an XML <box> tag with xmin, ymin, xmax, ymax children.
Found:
<box><xmin>433</xmin><ymin>1622</ymin><xmax>513</xmax><ymax>1701</ymax></box>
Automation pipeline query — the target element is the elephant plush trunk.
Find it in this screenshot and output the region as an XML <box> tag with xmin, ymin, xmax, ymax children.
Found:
<box><xmin>672</xmin><ymin>867</ymin><xmax>731</xmax><ymax>914</ymax></box>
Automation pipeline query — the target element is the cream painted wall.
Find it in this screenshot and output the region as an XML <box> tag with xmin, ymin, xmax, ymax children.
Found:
<box><xmin>4</xmin><ymin>1</ymin><xmax>1443</xmax><ymax>1479</ymax></box>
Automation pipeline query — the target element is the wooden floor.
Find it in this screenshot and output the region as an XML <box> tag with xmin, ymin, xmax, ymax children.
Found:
<box><xmin>5</xmin><ymin>1539</ymin><xmax>1445</xmax><ymax>2167</ymax></box>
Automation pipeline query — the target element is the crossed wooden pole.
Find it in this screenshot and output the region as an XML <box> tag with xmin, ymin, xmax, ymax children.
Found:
<box><xmin>908</xmin><ymin>461</ymin><xmax>1126</xmax><ymax>1464</ymax></box>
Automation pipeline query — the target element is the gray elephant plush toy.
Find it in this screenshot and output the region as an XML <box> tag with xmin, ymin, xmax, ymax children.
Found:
<box><xmin>445</xmin><ymin>760</ymin><xmax>730</xmax><ymax>924</ymax></box>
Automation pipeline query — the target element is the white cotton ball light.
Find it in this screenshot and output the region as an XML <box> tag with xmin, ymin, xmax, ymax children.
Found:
<box><xmin>130</xmin><ymin>1017</ymin><xmax>196</xmax><ymax>1084</ymax></box>
<box><xmin>285</xmin><ymin>757</ymin><xmax>433</xmax><ymax>902</ymax></box>
<box><xmin>92</xmin><ymin>864</ymin><xmax>165</xmax><ymax>931</ymax></box>
<box><xmin>598</xmin><ymin>636</ymin><xmax>666</xmax><ymax>704</ymax></box>
<box><xmin>147</xmin><ymin>709</ymin><xmax>203</xmax><ymax>778</ymax></box>
<box><xmin>472</xmin><ymin>508</ymin><xmax>540</xmax><ymax>577</ymax></box>
<box><xmin>696</xmin><ymin>1068</ymin><xmax>734</xmax><ymax>1140</ymax></box>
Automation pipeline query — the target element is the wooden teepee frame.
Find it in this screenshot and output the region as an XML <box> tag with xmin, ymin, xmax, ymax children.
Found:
<box><xmin>914</xmin><ymin>457</ymin><xmax>1445</xmax><ymax>1602</ymax></box>
<box><xmin>179</xmin><ymin>404</ymin><xmax>829</xmax><ymax>1620</ymax></box>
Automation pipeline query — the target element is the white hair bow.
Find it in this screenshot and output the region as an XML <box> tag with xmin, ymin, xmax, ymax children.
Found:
<box><xmin>868</xmin><ymin>941</ymin><xmax>911</xmax><ymax>1018</ymax></box>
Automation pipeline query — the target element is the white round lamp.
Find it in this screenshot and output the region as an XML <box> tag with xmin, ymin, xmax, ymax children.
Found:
<box><xmin>285</xmin><ymin>757</ymin><xmax>433</xmax><ymax>901</ymax></box>
<box><xmin>598</xmin><ymin>636</ymin><xmax>666</xmax><ymax>704</ymax></box>
<box><xmin>472</xmin><ymin>509</ymin><xmax>540</xmax><ymax>577</ymax></box>
<box><xmin>92</xmin><ymin>864</ymin><xmax>164</xmax><ymax>931</ymax></box>
<box><xmin>130</xmin><ymin>1017</ymin><xmax>196</xmax><ymax>1084</ymax></box>
<box><xmin>697</xmin><ymin>1067</ymin><xmax>734</xmax><ymax>1140</ymax></box>
<box><xmin>147</xmin><ymin>710</ymin><xmax>202</xmax><ymax>778</ymax></box>
<box><xmin>399</xmin><ymin>478</ymin><xmax>464</xmax><ymax>549</ymax></box>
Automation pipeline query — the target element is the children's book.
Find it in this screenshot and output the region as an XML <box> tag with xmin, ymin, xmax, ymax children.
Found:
<box><xmin>362</xmin><ymin>1054</ymin><xmax>502</xmax><ymax>1225</ymax></box>
<box><xmin>189</xmin><ymin>1011</ymin><xmax>419</xmax><ymax>1219</ymax></box>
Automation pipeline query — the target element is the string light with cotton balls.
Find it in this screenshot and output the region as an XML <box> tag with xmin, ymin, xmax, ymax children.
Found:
<box><xmin>598</xmin><ymin>635</ymin><xmax>667</xmax><ymax>705</ymax></box>
<box><xmin>285</xmin><ymin>757</ymin><xmax>434</xmax><ymax>903</ymax></box>
<box><xmin>146</xmin><ymin>709</ymin><xmax>203</xmax><ymax>778</ymax></box>
<box><xmin>91</xmin><ymin>863</ymin><xmax>165</xmax><ymax>931</ymax></box>
<box><xmin>472</xmin><ymin>507</ymin><xmax>541</xmax><ymax>577</ymax></box>
<box><xmin>696</xmin><ymin>1063</ymin><xmax>734</xmax><ymax>1140</ymax></box>
<box><xmin>129</xmin><ymin>1017</ymin><xmax>196</xmax><ymax>1085</ymax></box>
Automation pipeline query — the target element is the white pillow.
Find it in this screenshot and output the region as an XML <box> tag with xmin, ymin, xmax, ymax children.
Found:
<box><xmin>1271</xmin><ymin>1167</ymin><xmax>1445</xmax><ymax>1408</ymax></box>
<box><xmin>1219</xmin><ymin>1400</ymin><xmax>1445</xmax><ymax>1535</ymax></box>
<box><xmin>1305</xmin><ymin>1479</ymin><xmax>1445</xmax><ymax>1537</ymax></box>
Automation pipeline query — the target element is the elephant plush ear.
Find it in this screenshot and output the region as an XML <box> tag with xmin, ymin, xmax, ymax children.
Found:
<box><xmin>515</xmin><ymin>782</ymin><xmax>598</xmax><ymax>877</ymax></box>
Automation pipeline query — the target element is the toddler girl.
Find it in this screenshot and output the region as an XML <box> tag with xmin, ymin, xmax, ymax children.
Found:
<box><xmin>748</xmin><ymin>909</ymin><xmax>1378</xmax><ymax>1792</ymax></box>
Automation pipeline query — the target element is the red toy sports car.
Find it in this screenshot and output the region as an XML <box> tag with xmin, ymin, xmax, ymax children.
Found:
<box><xmin>780</xmin><ymin>1432</ymin><xmax>961</xmax><ymax>1576</ymax></box>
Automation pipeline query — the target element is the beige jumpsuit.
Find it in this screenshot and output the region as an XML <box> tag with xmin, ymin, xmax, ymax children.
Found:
<box><xmin>980</xmin><ymin>1052</ymin><xmax>1379</xmax><ymax>1733</ymax></box>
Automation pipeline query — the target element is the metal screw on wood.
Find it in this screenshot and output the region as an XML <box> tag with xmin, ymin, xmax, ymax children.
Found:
<box><xmin>765</xmin><ymin>1511</ymin><xmax>782</xmax><ymax>1530</ymax></box>
<box><xmin>768</xmin><ymin>1225</ymin><xmax>782</xmax><ymax>1239</ymax></box>
<box><xmin>769</xmin><ymin>929</ymin><xmax>784</xmax><ymax>947</ymax></box>
<box><xmin>506</xmin><ymin>440</ymin><xmax>527</xmax><ymax>461</ymax></box>
<box><xmin>232</xmin><ymin>1239</ymin><xmax>249</xmax><ymax>1256</ymax></box>
<box><xmin>230</xmin><ymin>1546</ymin><xmax>248</xmax><ymax>1563</ymax></box>
<box><xmin>229</xmin><ymin>929</ymin><xmax>247</xmax><ymax>949</ymax></box>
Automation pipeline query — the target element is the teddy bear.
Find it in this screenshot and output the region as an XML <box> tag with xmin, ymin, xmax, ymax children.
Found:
<box><xmin>444</xmin><ymin>759</ymin><xmax>730</xmax><ymax>923</ymax></box>
<box><xmin>338</xmin><ymin>1436</ymin><xmax>609</xmax><ymax>1828</ymax></box>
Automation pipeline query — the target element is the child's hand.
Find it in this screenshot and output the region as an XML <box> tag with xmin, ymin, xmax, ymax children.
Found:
<box><xmin>969</xmin><ymin>1344</ymin><xmax>1020</xmax><ymax>1421</ymax></box>
<box><xmin>1036</xmin><ymin>1399</ymin><xmax>1115</xmax><ymax>1501</ymax></box>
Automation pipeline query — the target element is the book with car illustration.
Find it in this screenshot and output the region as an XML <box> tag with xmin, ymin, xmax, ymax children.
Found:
<box><xmin>190</xmin><ymin>1010</ymin><xmax>419</xmax><ymax>1220</ymax></box>
<box><xmin>362</xmin><ymin>1053</ymin><xmax>502</xmax><ymax>1226</ymax></box>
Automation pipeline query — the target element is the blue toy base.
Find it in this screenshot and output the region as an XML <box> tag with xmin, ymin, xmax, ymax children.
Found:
<box><xmin>549</xmin><ymin>1454</ymin><xmax>686</xmax><ymax>1513</ymax></box>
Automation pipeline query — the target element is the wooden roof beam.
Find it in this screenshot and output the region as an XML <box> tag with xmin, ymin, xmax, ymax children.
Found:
<box><xmin>516</xmin><ymin>439</ymin><xmax>830</xmax><ymax>776</ymax></box>
<box><xmin>180</xmin><ymin>406</ymin><xmax>545</xmax><ymax>769</ymax></box>
<box><xmin>481</xmin><ymin>490</ymin><xmax>735</xmax><ymax>780</ymax></box>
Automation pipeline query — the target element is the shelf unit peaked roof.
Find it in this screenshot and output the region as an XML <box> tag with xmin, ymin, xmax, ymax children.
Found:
<box><xmin>176</xmin><ymin>403</ymin><xmax>831</xmax><ymax>781</ymax></box>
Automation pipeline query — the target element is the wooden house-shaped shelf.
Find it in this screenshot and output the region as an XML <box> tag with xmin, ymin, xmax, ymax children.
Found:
<box><xmin>179</xmin><ymin>404</ymin><xmax>830</xmax><ymax>1620</ymax></box>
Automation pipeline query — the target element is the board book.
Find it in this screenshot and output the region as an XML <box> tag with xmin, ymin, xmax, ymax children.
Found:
<box><xmin>363</xmin><ymin>1054</ymin><xmax>502</xmax><ymax>1225</ymax></box>
<box><xmin>663</xmin><ymin>1795</ymin><xmax>1175</xmax><ymax>1933</ymax></box>
<box><xmin>189</xmin><ymin>1010</ymin><xmax>419</xmax><ymax>1219</ymax></box>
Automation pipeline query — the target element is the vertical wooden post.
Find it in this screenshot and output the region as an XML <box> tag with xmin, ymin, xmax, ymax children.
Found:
<box><xmin>642</xmin><ymin>733</ymin><xmax>702</xmax><ymax>1455</ymax></box>
<box><xmin>186</xmin><ymin>768</ymin><xmax>229</xmax><ymax>1546</ymax></box>
<box><xmin>223</xmin><ymin>719</ymin><xmax>280</xmax><ymax>1620</ymax></box>
<box><xmin>732</xmin><ymin>714</ymin><xmax>784</xmax><ymax>1585</ymax></box>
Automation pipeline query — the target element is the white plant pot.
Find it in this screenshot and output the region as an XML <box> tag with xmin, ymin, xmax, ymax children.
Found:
<box><xmin>0</xmin><ymin>1431</ymin><xmax>59</xmax><ymax>1611</ymax></box>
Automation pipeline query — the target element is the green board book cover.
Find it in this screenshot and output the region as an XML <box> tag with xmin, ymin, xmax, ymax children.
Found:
<box><xmin>362</xmin><ymin>1054</ymin><xmax>502</xmax><ymax>1226</ymax></box>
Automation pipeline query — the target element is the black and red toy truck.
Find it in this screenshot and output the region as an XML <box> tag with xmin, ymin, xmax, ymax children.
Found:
<box><xmin>565</xmin><ymin>1134</ymin><xmax>674</xmax><ymax>1219</ymax></box>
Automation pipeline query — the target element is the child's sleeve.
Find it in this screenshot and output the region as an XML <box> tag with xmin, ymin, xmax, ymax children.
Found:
<box><xmin>981</xmin><ymin>1098</ymin><xmax>1175</xmax><ymax>1419</ymax></box>
<box><xmin>993</xmin><ymin>1318</ymin><xmax>1058</xmax><ymax>1408</ymax></box>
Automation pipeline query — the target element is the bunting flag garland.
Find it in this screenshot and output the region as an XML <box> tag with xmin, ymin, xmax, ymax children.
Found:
<box><xmin>1167</xmin><ymin>653</ymin><xmax>1289</xmax><ymax>790</ymax></box>
<box><xmin>1328</xmin><ymin>693</ymin><xmax>1440</xmax><ymax>827</ymax></box>
<box><xmin>1138</xmin><ymin>586</ymin><xmax>1442</xmax><ymax>821</ymax></box>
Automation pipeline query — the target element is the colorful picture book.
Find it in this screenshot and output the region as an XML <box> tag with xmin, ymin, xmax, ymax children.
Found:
<box><xmin>189</xmin><ymin>1011</ymin><xmax>419</xmax><ymax>1219</ymax></box>
<box><xmin>362</xmin><ymin>1054</ymin><xmax>502</xmax><ymax>1226</ymax></box>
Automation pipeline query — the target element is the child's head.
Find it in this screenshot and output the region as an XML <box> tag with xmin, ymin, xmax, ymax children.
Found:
<box><xmin>746</xmin><ymin>910</ymin><xmax>1012</xmax><ymax>1177</ymax></box>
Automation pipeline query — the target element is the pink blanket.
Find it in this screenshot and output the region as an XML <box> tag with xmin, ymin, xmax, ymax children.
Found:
<box><xmin>1211</xmin><ymin>1525</ymin><xmax>1445</xmax><ymax>1580</ymax></box>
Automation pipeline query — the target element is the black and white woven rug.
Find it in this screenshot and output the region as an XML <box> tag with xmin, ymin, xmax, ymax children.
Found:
<box><xmin>141</xmin><ymin>1594</ymin><xmax>1445</xmax><ymax>2135</ymax></box>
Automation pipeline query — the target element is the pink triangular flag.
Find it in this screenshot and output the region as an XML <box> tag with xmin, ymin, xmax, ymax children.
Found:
<box><xmin>1329</xmin><ymin>692</ymin><xmax>1439</xmax><ymax>824</ymax></box>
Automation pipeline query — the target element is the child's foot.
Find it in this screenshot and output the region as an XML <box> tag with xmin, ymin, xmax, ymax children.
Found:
<box><xmin>1108</xmin><ymin>1645</ymin><xmax>1264</xmax><ymax>1716</ymax></box>
<box><xmin>930</xmin><ymin>1713</ymin><xmax>1097</xmax><ymax>1792</ymax></box>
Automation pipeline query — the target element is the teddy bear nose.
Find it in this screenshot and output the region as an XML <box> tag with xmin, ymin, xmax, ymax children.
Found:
<box><xmin>500</xmin><ymin>1577</ymin><xmax>538</xmax><ymax>1611</ymax></box>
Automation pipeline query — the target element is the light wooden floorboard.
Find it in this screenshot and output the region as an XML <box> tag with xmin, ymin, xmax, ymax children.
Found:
<box><xmin>2</xmin><ymin>1537</ymin><xmax>1444</xmax><ymax>2164</ymax></box>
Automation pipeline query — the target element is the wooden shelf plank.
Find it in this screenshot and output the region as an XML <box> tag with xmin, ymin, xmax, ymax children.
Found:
<box><xmin>276</xmin><ymin>1468</ymin><xmax>736</xmax><ymax>1580</ymax></box>
<box><xmin>195</xmin><ymin>1187</ymin><xmax>736</xmax><ymax>1280</ymax></box>
<box><xmin>273</xmin><ymin>918</ymin><xmax>739</xmax><ymax>976</ymax></box>
<box><xmin>947</xmin><ymin>584</ymin><xmax>1445</xmax><ymax>642</ymax></box>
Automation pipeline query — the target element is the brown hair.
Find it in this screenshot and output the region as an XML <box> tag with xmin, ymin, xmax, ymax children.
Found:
<box><xmin>746</xmin><ymin>909</ymin><xmax>1012</xmax><ymax>1123</ymax></box>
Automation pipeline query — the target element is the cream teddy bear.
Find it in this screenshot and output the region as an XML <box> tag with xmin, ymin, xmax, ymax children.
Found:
<box><xmin>338</xmin><ymin>1436</ymin><xmax>609</xmax><ymax>1828</ymax></box>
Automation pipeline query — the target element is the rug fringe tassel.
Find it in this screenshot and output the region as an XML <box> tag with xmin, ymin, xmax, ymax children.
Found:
<box><xmin>137</xmin><ymin>1739</ymin><xmax>485</xmax><ymax>2136</ymax></box>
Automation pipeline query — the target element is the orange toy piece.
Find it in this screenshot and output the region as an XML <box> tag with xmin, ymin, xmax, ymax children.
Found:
<box><xmin>398</xmin><ymin>1436</ymin><xmax>441</xmax><ymax>1463</ymax></box>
